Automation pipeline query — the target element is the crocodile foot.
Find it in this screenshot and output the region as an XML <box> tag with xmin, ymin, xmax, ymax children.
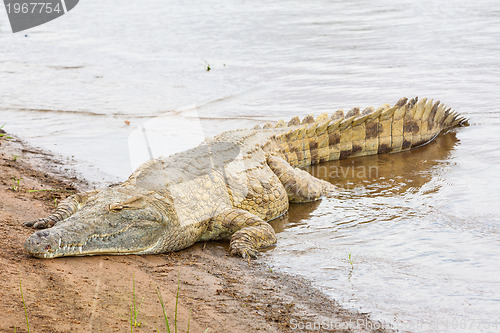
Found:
<box><xmin>230</xmin><ymin>240</ymin><xmax>259</xmax><ymax>259</ymax></box>
<box><xmin>24</xmin><ymin>218</ymin><xmax>56</xmax><ymax>229</ymax></box>
<box><xmin>209</xmin><ymin>208</ymin><xmax>277</xmax><ymax>259</ymax></box>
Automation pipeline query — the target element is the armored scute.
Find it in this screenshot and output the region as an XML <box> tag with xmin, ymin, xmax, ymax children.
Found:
<box><xmin>24</xmin><ymin>97</ymin><xmax>468</xmax><ymax>259</ymax></box>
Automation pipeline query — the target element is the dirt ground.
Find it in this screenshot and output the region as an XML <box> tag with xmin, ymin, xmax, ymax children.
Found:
<box><xmin>0</xmin><ymin>133</ymin><xmax>392</xmax><ymax>333</ymax></box>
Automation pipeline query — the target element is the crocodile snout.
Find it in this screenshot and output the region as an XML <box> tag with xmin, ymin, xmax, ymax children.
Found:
<box><xmin>24</xmin><ymin>230</ymin><xmax>60</xmax><ymax>257</ymax></box>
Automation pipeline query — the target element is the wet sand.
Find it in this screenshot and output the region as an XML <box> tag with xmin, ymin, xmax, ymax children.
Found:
<box><xmin>0</xmin><ymin>133</ymin><xmax>392</xmax><ymax>333</ymax></box>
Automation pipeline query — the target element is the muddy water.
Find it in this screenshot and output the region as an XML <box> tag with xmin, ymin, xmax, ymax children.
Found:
<box><xmin>1</xmin><ymin>0</ymin><xmax>499</xmax><ymax>331</ymax></box>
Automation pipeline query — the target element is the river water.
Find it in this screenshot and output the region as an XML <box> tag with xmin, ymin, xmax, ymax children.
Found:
<box><xmin>1</xmin><ymin>0</ymin><xmax>499</xmax><ymax>331</ymax></box>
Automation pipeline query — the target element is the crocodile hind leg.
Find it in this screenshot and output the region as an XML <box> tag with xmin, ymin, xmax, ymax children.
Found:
<box><xmin>267</xmin><ymin>155</ymin><xmax>335</xmax><ymax>203</ymax></box>
<box><xmin>206</xmin><ymin>209</ymin><xmax>277</xmax><ymax>259</ymax></box>
<box><xmin>24</xmin><ymin>190</ymin><xmax>99</xmax><ymax>229</ymax></box>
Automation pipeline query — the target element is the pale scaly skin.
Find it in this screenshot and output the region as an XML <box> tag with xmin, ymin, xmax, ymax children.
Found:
<box><xmin>23</xmin><ymin>97</ymin><xmax>468</xmax><ymax>259</ymax></box>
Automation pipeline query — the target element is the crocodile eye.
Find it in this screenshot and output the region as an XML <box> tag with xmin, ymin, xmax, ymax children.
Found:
<box><xmin>109</xmin><ymin>203</ymin><xmax>123</xmax><ymax>212</ymax></box>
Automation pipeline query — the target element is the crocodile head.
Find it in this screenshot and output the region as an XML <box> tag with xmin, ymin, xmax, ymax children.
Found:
<box><xmin>24</xmin><ymin>188</ymin><xmax>175</xmax><ymax>258</ymax></box>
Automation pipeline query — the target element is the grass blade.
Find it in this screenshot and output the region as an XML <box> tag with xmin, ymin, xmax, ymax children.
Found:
<box><xmin>130</xmin><ymin>303</ymin><xmax>133</xmax><ymax>333</ymax></box>
<box><xmin>155</xmin><ymin>286</ymin><xmax>171</xmax><ymax>333</ymax></box>
<box><xmin>19</xmin><ymin>274</ymin><xmax>30</xmax><ymax>333</ymax></box>
<box><xmin>175</xmin><ymin>274</ymin><xmax>180</xmax><ymax>333</ymax></box>
<box><xmin>130</xmin><ymin>274</ymin><xmax>144</xmax><ymax>331</ymax></box>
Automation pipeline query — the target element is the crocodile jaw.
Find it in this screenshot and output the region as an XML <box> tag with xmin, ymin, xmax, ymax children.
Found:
<box><xmin>24</xmin><ymin>218</ymin><xmax>165</xmax><ymax>258</ymax></box>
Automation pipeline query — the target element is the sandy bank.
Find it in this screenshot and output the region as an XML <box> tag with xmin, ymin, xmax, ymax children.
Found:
<box><xmin>0</xmin><ymin>133</ymin><xmax>392</xmax><ymax>333</ymax></box>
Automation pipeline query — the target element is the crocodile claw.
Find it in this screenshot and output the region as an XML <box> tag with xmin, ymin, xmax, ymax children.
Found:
<box><xmin>230</xmin><ymin>245</ymin><xmax>259</xmax><ymax>259</ymax></box>
<box><xmin>23</xmin><ymin>220</ymin><xmax>35</xmax><ymax>227</ymax></box>
<box><xmin>24</xmin><ymin>218</ymin><xmax>55</xmax><ymax>229</ymax></box>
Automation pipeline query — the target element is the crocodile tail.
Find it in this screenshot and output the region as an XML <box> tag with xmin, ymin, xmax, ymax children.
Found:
<box><xmin>277</xmin><ymin>97</ymin><xmax>468</xmax><ymax>168</ymax></box>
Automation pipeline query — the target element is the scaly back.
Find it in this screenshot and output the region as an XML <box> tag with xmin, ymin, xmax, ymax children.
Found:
<box><xmin>261</xmin><ymin>97</ymin><xmax>469</xmax><ymax>168</ymax></box>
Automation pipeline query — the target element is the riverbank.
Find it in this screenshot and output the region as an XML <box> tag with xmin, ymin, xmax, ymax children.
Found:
<box><xmin>0</xmin><ymin>133</ymin><xmax>392</xmax><ymax>333</ymax></box>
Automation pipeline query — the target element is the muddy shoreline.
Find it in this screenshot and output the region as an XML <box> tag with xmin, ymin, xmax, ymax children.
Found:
<box><xmin>0</xmin><ymin>133</ymin><xmax>393</xmax><ymax>333</ymax></box>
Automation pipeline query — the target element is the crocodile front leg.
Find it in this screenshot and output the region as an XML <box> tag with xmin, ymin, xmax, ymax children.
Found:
<box><xmin>202</xmin><ymin>209</ymin><xmax>277</xmax><ymax>259</ymax></box>
<box><xmin>24</xmin><ymin>190</ymin><xmax>99</xmax><ymax>229</ymax></box>
<box><xmin>267</xmin><ymin>155</ymin><xmax>335</xmax><ymax>203</ymax></box>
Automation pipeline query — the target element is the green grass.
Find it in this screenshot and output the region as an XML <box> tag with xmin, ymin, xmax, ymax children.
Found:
<box><xmin>130</xmin><ymin>274</ymin><xmax>145</xmax><ymax>331</ymax></box>
<box><xmin>15</xmin><ymin>273</ymin><xmax>204</xmax><ymax>333</ymax></box>
<box><xmin>348</xmin><ymin>252</ymin><xmax>354</xmax><ymax>268</ymax></box>
<box><xmin>155</xmin><ymin>284</ymin><xmax>171</xmax><ymax>333</ymax></box>
<box><xmin>0</xmin><ymin>123</ymin><xmax>13</xmax><ymax>143</ymax></box>
<box><xmin>26</xmin><ymin>189</ymin><xmax>69</xmax><ymax>193</ymax></box>
<box><xmin>347</xmin><ymin>252</ymin><xmax>355</xmax><ymax>280</ymax></box>
<box><xmin>19</xmin><ymin>274</ymin><xmax>30</xmax><ymax>333</ymax></box>
<box><xmin>11</xmin><ymin>177</ymin><xmax>22</xmax><ymax>191</ymax></box>
<box><xmin>155</xmin><ymin>274</ymin><xmax>193</xmax><ymax>333</ymax></box>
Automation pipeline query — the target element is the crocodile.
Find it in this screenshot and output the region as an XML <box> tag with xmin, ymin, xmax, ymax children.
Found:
<box><xmin>24</xmin><ymin>97</ymin><xmax>468</xmax><ymax>259</ymax></box>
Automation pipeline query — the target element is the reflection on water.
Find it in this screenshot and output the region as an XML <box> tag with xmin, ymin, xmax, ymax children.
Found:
<box><xmin>269</xmin><ymin>200</ymin><xmax>322</xmax><ymax>232</ymax></box>
<box><xmin>272</xmin><ymin>132</ymin><xmax>460</xmax><ymax>228</ymax></box>
<box><xmin>308</xmin><ymin>132</ymin><xmax>460</xmax><ymax>197</ymax></box>
<box><xmin>2</xmin><ymin>0</ymin><xmax>500</xmax><ymax>331</ymax></box>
